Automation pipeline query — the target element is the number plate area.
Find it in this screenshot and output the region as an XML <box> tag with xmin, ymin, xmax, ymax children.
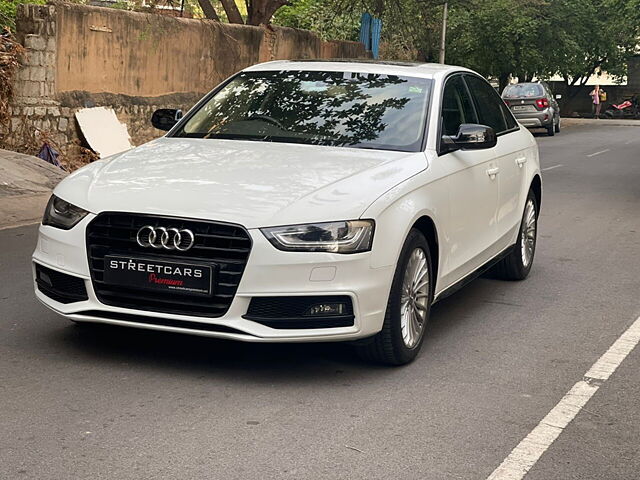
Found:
<box><xmin>512</xmin><ymin>105</ymin><xmax>536</xmax><ymax>112</ymax></box>
<box><xmin>103</xmin><ymin>255</ymin><xmax>214</xmax><ymax>297</ymax></box>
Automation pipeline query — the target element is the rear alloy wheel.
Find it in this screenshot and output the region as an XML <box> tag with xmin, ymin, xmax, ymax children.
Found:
<box><xmin>356</xmin><ymin>229</ymin><xmax>433</xmax><ymax>365</ymax></box>
<box><xmin>491</xmin><ymin>190</ymin><xmax>538</xmax><ymax>280</ymax></box>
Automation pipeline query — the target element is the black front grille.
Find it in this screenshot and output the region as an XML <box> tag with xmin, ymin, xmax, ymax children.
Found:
<box><xmin>244</xmin><ymin>296</ymin><xmax>354</xmax><ymax>329</ymax></box>
<box><xmin>35</xmin><ymin>263</ymin><xmax>88</xmax><ymax>304</ymax></box>
<box><xmin>86</xmin><ymin>213</ymin><xmax>252</xmax><ymax>317</ymax></box>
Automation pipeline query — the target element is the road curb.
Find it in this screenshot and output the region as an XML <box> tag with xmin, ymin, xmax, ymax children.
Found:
<box><xmin>562</xmin><ymin>118</ymin><xmax>640</xmax><ymax>127</ymax></box>
<box><xmin>0</xmin><ymin>193</ymin><xmax>49</xmax><ymax>230</ymax></box>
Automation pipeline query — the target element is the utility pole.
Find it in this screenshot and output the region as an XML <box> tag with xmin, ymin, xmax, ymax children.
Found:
<box><xmin>439</xmin><ymin>2</ymin><xmax>448</xmax><ymax>64</ymax></box>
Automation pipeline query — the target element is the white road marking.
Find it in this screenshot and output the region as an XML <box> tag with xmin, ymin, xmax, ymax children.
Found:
<box><xmin>541</xmin><ymin>164</ymin><xmax>563</xmax><ymax>172</ymax></box>
<box><xmin>487</xmin><ymin>314</ymin><xmax>640</xmax><ymax>480</ymax></box>
<box><xmin>586</xmin><ymin>149</ymin><xmax>610</xmax><ymax>157</ymax></box>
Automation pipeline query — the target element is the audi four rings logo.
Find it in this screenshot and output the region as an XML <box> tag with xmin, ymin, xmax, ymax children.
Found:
<box><xmin>136</xmin><ymin>226</ymin><xmax>195</xmax><ymax>251</ymax></box>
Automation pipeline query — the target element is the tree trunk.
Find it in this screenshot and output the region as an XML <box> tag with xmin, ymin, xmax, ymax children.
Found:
<box><xmin>498</xmin><ymin>72</ymin><xmax>509</xmax><ymax>93</ymax></box>
<box><xmin>373</xmin><ymin>0</ymin><xmax>385</xmax><ymax>17</ymax></box>
<box><xmin>246</xmin><ymin>0</ymin><xmax>289</xmax><ymax>26</ymax></box>
<box><xmin>197</xmin><ymin>0</ymin><xmax>220</xmax><ymax>20</ymax></box>
<box><xmin>220</xmin><ymin>0</ymin><xmax>244</xmax><ymax>24</ymax></box>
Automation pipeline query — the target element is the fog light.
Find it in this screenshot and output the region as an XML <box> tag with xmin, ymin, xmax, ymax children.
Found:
<box><xmin>305</xmin><ymin>303</ymin><xmax>346</xmax><ymax>316</ymax></box>
<box><xmin>38</xmin><ymin>270</ymin><xmax>52</xmax><ymax>286</ymax></box>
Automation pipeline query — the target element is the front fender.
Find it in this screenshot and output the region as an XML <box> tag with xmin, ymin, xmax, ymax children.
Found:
<box><xmin>363</xmin><ymin>153</ymin><xmax>450</xmax><ymax>290</ymax></box>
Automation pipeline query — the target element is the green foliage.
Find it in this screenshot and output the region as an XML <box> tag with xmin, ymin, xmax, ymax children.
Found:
<box><xmin>273</xmin><ymin>0</ymin><xmax>360</xmax><ymax>41</ymax></box>
<box><xmin>445</xmin><ymin>0</ymin><xmax>640</xmax><ymax>85</ymax></box>
<box><xmin>1</xmin><ymin>0</ymin><xmax>45</xmax><ymax>31</ymax></box>
<box><xmin>446</xmin><ymin>0</ymin><xmax>552</xmax><ymax>85</ymax></box>
<box><xmin>548</xmin><ymin>0</ymin><xmax>640</xmax><ymax>84</ymax></box>
<box><xmin>274</xmin><ymin>0</ymin><xmax>443</xmax><ymax>59</ymax></box>
<box><xmin>278</xmin><ymin>0</ymin><xmax>640</xmax><ymax>86</ymax></box>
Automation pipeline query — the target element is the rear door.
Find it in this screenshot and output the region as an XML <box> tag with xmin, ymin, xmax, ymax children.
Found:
<box><xmin>465</xmin><ymin>74</ymin><xmax>529</xmax><ymax>250</ymax></box>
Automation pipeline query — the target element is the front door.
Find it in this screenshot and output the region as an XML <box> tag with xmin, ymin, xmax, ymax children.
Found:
<box><xmin>436</xmin><ymin>75</ymin><xmax>499</xmax><ymax>288</ymax></box>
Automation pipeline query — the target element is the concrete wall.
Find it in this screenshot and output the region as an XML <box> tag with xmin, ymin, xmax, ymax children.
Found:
<box><xmin>627</xmin><ymin>55</ymin><xmax>640</xmax><ymax>89</ymax></box>
<box><xmin>55</xmin><ymin>5</ymin><xmax>265</xmax><ymax>97</ymax></box>
<box><xmin>8</xmin><ymin>2</ymin><xmax>370</xmax><ymax>156</ymax></box>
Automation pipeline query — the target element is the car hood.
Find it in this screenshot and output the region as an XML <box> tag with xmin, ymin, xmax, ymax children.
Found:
<box><xmin>54</xmin><ymin>138</ymin><xmax>428</xmax><ymax>229</ymax></box>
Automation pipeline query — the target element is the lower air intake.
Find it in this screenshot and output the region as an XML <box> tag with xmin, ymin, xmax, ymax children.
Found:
<box><xmin>35</xmin><ymin>263</ymin><xmax>88</xmax><ymax>304</ymax></box>
<box><xmin>244</xmin><ymin>296</ymin><xmax>354</xmax><ymax>329</ymax></box>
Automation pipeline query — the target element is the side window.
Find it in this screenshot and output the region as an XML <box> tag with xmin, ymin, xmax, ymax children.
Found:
<box><xmin>500</xmin><ymin>100</ymin><xmax>518</xmax><ymax>130</ymax></box>
<box><xmin>464</xmin><ymin>75</ymin><xmax>509</xmax><ymax>133</ymax></box>
<box><xmin>441</xmin><ymin>75</ymin><xmax>477</xmax><ymax>136</ymax></box>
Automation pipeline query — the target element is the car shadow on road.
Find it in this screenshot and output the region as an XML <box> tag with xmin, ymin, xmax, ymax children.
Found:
<box><xmin>45</xmin><ymin>277</ymin><xmax>501</xmax><ymax>382</ymax></box>
<box><xmin>531</xmin><ymin>131</ymin><xmax>552</xmax><ymax>137</ymax></box>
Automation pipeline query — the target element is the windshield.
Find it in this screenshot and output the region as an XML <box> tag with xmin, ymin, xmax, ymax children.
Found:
<box><xmin>502</xmin><ymin>83</ymin><xmax>544</xmax><ymax>98</ymax></box>
<box><xmin>173</xmin><ymin>70</ymin><xmax>432</xmax><ymax>152</ymax></box>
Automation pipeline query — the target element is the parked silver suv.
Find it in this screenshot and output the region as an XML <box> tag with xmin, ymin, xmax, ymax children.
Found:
<box><xmin>502</xmin><ymin>82</ymin><xmax>560</xmax><ymax>136</ymax></box>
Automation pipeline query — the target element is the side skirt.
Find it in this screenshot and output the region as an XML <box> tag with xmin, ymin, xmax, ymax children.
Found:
<box><xmin>433</xmin><ymin>244</ymin><xmax>515</xmax><ymax>304</ymax></box>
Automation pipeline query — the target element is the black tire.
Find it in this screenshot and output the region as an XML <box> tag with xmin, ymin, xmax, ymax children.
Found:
<box><xmin>554</xmin><ymin>116</ymin><xmax>560</xmax><ymax>133</ymax></box>
<box><xmin>491</xmin><ymin>190</ymin><xmax>538</xmax><ymax>281</ymax></box>
<box><xmin>356</xmin><ymin>229</ymin><xmax>433</xmax><ymax>366</ymax></box>
<box><xmin>546</xmin><ymin>124</ymin><xmax>555</xmax><ymax>136</ymax></box>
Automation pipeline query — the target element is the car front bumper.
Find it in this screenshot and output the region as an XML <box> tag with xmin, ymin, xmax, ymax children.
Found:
<box><xmin>32</xmin><ymin>215</ymin><xmax>394</xmax><ymax>342</ymax></box>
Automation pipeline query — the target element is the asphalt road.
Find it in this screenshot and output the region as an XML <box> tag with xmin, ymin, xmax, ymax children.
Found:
<box><xmin>1</xmin><ymin>124</ymin><xmax>639</xmax><ymax>479</ymax></box>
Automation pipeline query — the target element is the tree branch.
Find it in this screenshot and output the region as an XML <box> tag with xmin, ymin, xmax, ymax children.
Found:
<box><xmin>246</xmin><ymin>0</ymin><xmax>290</xmax><ymax>26</ymax></box>
<box><xmin>220</xmin><ymin>0</ymin><xmax>244</xmax><ymax>24</ymax></box>
<box><xmin>197</xmin><ymin>0</ymin><xmax>220</xmax><ymax>20</ymax></box>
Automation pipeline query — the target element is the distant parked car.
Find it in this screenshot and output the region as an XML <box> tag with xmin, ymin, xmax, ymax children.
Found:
<box><xmin>502</xmin><ymin>82</ymin><xmax>560</xmax><ymax>136</ymax></box>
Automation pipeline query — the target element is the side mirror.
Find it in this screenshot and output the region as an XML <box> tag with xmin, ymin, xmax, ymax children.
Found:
<box><xmin>151</xmin><ymin>109</ymin><xmax>183</xmax><ymax>131</ymax></box>
<box><xmin>555</xmin><ymin>94</ymin><xmax>562</xmax><ymax>99</ymax></box>
<box><xmin>442</xmin><ymin>124</ymin><xmax>496</xmax><ymax>153</ymax></box>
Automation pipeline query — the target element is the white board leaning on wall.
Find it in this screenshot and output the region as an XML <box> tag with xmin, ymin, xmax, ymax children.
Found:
<box><xmin>75</xmin><ymin>107</ymin><xmax>134</xmax><ymax>158</ymax></box>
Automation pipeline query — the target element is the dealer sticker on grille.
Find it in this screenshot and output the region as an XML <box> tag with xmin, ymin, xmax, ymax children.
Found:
<box><xmin>103</xmin><ymin>255</ymin><xmax>213</xmax><ymax>297</ymax></box>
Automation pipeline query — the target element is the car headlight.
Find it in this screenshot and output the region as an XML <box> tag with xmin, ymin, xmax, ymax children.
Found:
<box><xmin>261</xmin><ymin>220</ymin><xmax>374</xmax><ymax>253</ymax></box>
<box><xmin>42</xmin><ymin>195</ymin><xmax>89</xmax><ymax>230</ymax></box>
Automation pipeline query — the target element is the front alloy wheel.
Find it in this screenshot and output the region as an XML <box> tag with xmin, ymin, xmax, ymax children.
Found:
<box><xmin>400</xmin><ymin>248</ymin><xmax>430</xmax><ymax>349</ymax></box>
<box><xmin>520</xmin><ymin>198</ymin><xmax>537</xmax><ymax>269</ymax></box>
<box><xmin>356</xmin><ymin>229</ymin><xmax>433</xmax><ymax>365</ymax></box>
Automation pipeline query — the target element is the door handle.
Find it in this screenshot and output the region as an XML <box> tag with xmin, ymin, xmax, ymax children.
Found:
<box><xmin>515</xmin><ymin>157</ymin><xmax>527</xmax><ymax>167</ymax></box>
<box><xmin>486</xmin><ymin>167</ymin><xmax>500</xmax><ymax>178</ymax></box>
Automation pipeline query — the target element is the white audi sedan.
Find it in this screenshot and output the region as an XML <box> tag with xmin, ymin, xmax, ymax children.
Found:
<box><xmin>33</xmin><ymin>61</ymin><xmax>541</xmax><ymax>365</ymax></box>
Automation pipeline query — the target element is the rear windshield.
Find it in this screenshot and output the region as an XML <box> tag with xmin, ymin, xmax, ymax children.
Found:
<box><xmin>502</xmin><ymin>83</ymin><xmax>544</xmax><ymax>98</ymax></box>
<box><xmin>173</xmin><ymin>70</ymin><xmax>432</xmax><ymax>152</ymax></box>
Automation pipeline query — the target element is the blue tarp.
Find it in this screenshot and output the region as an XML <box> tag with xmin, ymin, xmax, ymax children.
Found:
<box><xmin>360</xmin><ymin>12</ymin><xmax>382</xmax><ymax>59</ymax></box>
<box><xmin>37</xmin><ymin>143</ymin><xmax>62</xmax><ymax>169</ymax></box>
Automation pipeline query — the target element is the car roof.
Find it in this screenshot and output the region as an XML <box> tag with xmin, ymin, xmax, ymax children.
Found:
<box><xmin>243</xmin><ymin>59</ymin><xmax>474</xmax><ymax>80</ymax></box>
